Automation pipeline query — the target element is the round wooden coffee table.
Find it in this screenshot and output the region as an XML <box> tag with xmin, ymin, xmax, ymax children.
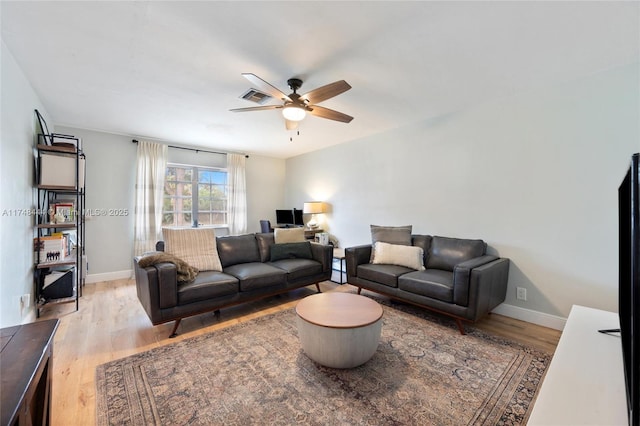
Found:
<box><xmin>295</xmin><ymin>292</ymin><xmax>383</xmax><ymax>369</ymax></box>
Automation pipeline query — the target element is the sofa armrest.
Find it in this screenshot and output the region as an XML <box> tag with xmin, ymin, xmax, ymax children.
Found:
<box><xmin>345</xmin><ymin>245</ymin><xmax>373</xmax><ymax>280</ymax></box>
<box><xmin>133</xmin><ymin>256</ymin><xmax>179</xmax><ymax>324</ymax></box>
<box><xmin>310</xmin><ymin>242</ymin><xmax>333</xmax><ymax>272</ymax></box>
<box><xmin>466</xmin><ymin>258</ymin><xmax>510</xmax><ymax>321</ymax></box>
<box><xmin>452</xmin><ymin>255</ymin><xmax>498</xmax><ymax>306</ymax></box>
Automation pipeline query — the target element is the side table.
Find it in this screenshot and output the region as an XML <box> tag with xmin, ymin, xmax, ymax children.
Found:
<box><xmin>331</xmin><ymin>248</ymin><xmax>346</xmax><ymax>284</ymax></box>
<box><xmin>296</xmin><ymin>293</ymin><xmax>383</xmax><ymax>368</ymax></box>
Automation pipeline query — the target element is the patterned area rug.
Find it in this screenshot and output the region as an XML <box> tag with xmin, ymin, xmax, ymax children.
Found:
<box><xmin>96</xmin><ymin>299</ymin><xmax>551</xmax><ymax>425</ymax></box>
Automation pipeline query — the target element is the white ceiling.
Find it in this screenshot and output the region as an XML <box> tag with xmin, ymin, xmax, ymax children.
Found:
<box><xmin>2</xmin><ymin>1</ymin><xmax>638</xmax><ymax>159</ymax></box>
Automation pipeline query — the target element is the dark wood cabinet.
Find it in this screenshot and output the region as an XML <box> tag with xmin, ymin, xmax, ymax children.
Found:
<box><xmin>1</xmin><ymin>319</ymin><xmax>59</xmax><ymax>426</ymax></box>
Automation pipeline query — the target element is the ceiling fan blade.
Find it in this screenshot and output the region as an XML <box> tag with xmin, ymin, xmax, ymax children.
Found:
<box><xmin>230</xmin><ymin>105</ymin><xmax>282</xmax><ymax>112</ymax></box>
<box><xmin>241</xmin><ymin>73</ymin><xmax>291</xmax><ymax>102</ymax></box>
<box><xmin>302</xmin><ymin>80</ymin><xmax>351</xmax><ymax>104</ymax></box>
<box><xmin>309</xmin><ymin>105</ymin><xmax>353</xmax><ymax>123</ymax></box>
<box><xmin>285</xmin><ymin>119</ymin><xmax>298</xmax><ymax>130</ymax></box>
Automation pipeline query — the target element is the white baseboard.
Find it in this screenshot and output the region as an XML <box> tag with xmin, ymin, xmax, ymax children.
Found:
<box><xmin>491</xmin><ymin>303</ymin><xmax>567</xmax><ymax>331</ymax></box>
<box><xmin>86</xmin><ymin>269</ymin><xmax>133</xmax><ymax>284</ymax></box>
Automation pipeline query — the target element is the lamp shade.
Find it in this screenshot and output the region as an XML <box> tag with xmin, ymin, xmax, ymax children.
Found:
<box><xmin>303</xmin><ymin>202</ymin><xmax>326</xmax><ymax>214</ymax></box>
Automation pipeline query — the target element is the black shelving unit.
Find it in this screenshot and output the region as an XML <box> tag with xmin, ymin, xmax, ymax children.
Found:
<box><xmin>34</xmin><ymin>138</ymin><xmax>85</xmax><ymax>316</ymax></box>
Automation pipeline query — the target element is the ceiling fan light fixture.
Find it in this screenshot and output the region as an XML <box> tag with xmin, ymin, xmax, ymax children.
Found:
<box><xmin>282</xmin><ymin>105</ymin><xmax>306</xmax><ymax>121</ymax></box>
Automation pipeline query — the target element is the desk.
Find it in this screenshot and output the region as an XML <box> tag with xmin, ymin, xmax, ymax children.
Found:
<box><xmin>273</xmin><ymin>225</ymin><xmax>323</xmax><ymax>241</ymax></box>
<box><xmin>1</xmin><ymin>319</ymin><xmax>59</xmax><ymax>426</ymax></box>
<box><xmin>528</xmin><ymin>305</ymin><xmax>627</xmax><ymax>425</ymax></box>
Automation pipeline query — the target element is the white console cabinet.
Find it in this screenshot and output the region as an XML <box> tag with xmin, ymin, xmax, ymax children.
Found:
<box><xmin>528</xmin><ymin>305</ymin><xmax>628</xmax><ymax>425</ymax></box>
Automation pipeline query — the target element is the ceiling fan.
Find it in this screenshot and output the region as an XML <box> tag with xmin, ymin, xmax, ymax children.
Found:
<box><xmin>230</xmin><ymin>73</ymin><xmax>353</xmax><ymax>130</ymax></box>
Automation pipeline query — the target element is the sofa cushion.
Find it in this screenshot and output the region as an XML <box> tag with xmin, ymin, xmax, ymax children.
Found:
<box><xmin>274</xmin><ymin>227</ymin><xmax>305</xmax><ymax>243</ymax></box>
<box><xmin>371</xmin><ymin>242</ymin><xmax>425</xmax><ymax>270</ymax></box>
<box><xmin>411</xmin><ymin>235</ymin><xmax>432</xmax><ymax>266</ymax></box>
<box><xmin>255</xmin><ymin>233</ymin><xmax>275</xmax><ymax>262</ymax></box>
<box><xmin>357</xmin><ymin>263</ymin><xmax>414</xmax><ymax>288</ymax></box>
<box><xmin>269</xmin><ymin>258</ymin><xmax>323</xmax><ymax>281</ymax></box>
<box><xmin>270</xmin><ymin>242</ymin><xmax>313</xmax><ymax>262</ymax></box>
<box><xmin>426</xmin><ymin>236</ymin><xmax>486</xmax><ymax>272</ymax></box>
<box><xmin>224</xmin><ymin>262</ymin><xmax>287</xmax><ymax>291</ymax></box>
<box><xmin>177</xmin><ymin>271</ymin><xmax>239</xmax><ymax>305</ymax></box>
<box><xmin>162</xmin><ymin>227</ymin><xmax>222</xmax><ymax>272</ymax></box>
<box><xmin>217</xmin><ymin>234</ymin><xmax>261</xmax><ymax>267</ymax></box>
<box><xmin>398</xmin><ymin>269</ymin><xmax>454</xmax><ymax>303</ymax></box>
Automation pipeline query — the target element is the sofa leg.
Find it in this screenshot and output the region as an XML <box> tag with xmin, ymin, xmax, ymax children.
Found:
<box><xmin>315</xmin><ymin>283</ymin><xmax>322</xmax><ymax>293</ymax></box>
<box><xmin>455</xmin><ymin>319</ymin><xmax>466</xmax><ymax>335</ymax></box>
<box><xmin>169</xmin><ymin>319</ymin><xmax>182</xmax><ymax>338</ymax></box>
<box><xmin>214</xmin><ymin>310</ymin><xmax>221</xmax><ymax>320</ymax></box>
<box><xmin>357</xmin><ymin>287</ymin><xmax>362</xmax><ymax>295</ymax></box>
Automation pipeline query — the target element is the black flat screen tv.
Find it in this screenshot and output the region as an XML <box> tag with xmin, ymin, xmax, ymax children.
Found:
<box><xmin>619</xmin><ymin>153</ymin><xmax>640</xmax><ymax>426</ymax></box>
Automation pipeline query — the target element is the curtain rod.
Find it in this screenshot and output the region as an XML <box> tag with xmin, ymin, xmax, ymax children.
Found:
<box><xmin>131</xmin><ymin>139</ymin><xmax>249</xmax><ymax>158</ymax></box>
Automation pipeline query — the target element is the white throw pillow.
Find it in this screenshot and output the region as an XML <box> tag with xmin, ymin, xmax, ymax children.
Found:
<box><xmin>274</xmin><ymin>227</ymin><xmax>306</xmax><ymax>244</ymax></box>
<box><xmin>162</xmin><ymin>227</ymin><xmax>222</xmax><ymax>272</ymax></box>
<box><xmin>371</xmin><ymin>241</ymin><xmax>425</xmax><ymax>271</ymax></box>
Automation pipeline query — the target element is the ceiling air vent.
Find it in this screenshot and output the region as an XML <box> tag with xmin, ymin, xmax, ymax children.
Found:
<box><xmin>240</xmin><ymin>88</ymin><xmax>272</xmax><ymax>105</ymax></box>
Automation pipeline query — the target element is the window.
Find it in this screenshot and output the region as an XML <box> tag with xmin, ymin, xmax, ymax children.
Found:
<box><xmin>163</xmin><ymin>164</ymin><xmax>228</xmax><ymax>227</ymax></box>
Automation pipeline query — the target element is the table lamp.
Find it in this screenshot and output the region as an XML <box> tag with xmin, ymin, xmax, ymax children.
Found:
<box><xmin>303</xmin><ymin>202</ymin><xmax>326</xmax><ymax>229</ymax></box>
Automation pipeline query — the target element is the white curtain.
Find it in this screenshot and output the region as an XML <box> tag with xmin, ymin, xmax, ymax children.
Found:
<box><xmin>134</xmin><ymin>141</ymin><xmax>168</xmax><ymax>255</ymax></box>
<box><xmin>227</xmin><ymin>153</ymin><xmax>247</xmax><ymax>235</ymax></box>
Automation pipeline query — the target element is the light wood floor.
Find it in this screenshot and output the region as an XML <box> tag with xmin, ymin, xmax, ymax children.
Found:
<box><xmin>37</xmin><ymin>279</ymin><xmax>561</xmax><ymax>425</ymax></box>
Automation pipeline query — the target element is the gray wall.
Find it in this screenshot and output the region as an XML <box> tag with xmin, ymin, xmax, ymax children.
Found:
<box><xmin>285</xmin><ymin>63</ymin><xmax>640</xmax><ymax>326</ymax></box>
<box><xmin>0</xmin><ymin>41</ymin><xmax>51</xmax><ymax>326</ymax></box>
<box><xmin>55</xmin><ymin>127</ymin><xmax>137</xmax><ymax>281</ymax></box>
<box><xmin>55</xmin><ymin>126</ymin><xmax>286</xmax><ymax>280</ymax></box>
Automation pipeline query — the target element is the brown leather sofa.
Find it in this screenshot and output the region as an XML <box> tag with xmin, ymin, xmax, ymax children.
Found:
<box><xmin>134</xmin><ymin>233</ymin><xmax>333</xmax><ymax>337</ymax></box>
<box><xmin>346</xmin><ymin>235</ymin><xmax>509</xmax><ymax>334</ymax></box>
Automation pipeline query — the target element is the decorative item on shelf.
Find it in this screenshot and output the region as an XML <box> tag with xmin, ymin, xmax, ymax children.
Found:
<box><xmin>303</xmin><ymin>201</ymin><xmax>327</xmax><ymax>229</ymax></box>
<box><xmin>53</xmin><ymin>203</ymin><xmax>74</xmax><ymax>223</ymax></box>
<box><xmin>39</xmin><ymin>153</ymin><xmax>77</xmax><ymax>187</ymax></box>
<box><xmin>50</xmin><ymin>133</ymin><xmax>80</xmax><ymax>149</ymax></box>
<box><xmin>314</xmin><ymin>232</ymin><xmax>330</xmax><ymax>245</ymax></box>
<box><xmin>34</xmin><ymin>235</ymin><xmax>66</xmax><ymax>263</ymax></box>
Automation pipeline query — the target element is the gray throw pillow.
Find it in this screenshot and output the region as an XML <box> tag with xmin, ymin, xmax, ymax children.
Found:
<box><xmin>370</xmin><ymin>225</ymin><xmax>412</xmax><ymax>246</ymax></box>
<box><xmin>270</xmin><ymin>242</ymin><xmax>313</xmax><ymax>262</ymax></box>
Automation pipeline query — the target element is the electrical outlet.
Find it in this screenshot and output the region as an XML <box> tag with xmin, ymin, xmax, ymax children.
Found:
<box><xmin>21</xmin><ymin>294</ymin><xmax>31</xmax><ymax>308</ymax></box>
<box><xmin>516</xmin><ymin>287</ymin><xmax>527</xmax><ymax>301</ymax></box>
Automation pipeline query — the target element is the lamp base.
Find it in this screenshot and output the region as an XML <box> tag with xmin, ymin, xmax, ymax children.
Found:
<box><xmin>307</xmin><ymin>214</ymin><xmax>318</xmax><ymax>229</ymax></box>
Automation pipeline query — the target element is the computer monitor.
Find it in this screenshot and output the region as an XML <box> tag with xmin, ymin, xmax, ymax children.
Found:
<box><xmin>293</xmin><ymin>208</ymin><xmax>303</xmax><ymax>226</ymax></box>
<box><xmin>275</xmin><ymin>209</ymin><xmax>294</xmax><ymax>225</ymax></box>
